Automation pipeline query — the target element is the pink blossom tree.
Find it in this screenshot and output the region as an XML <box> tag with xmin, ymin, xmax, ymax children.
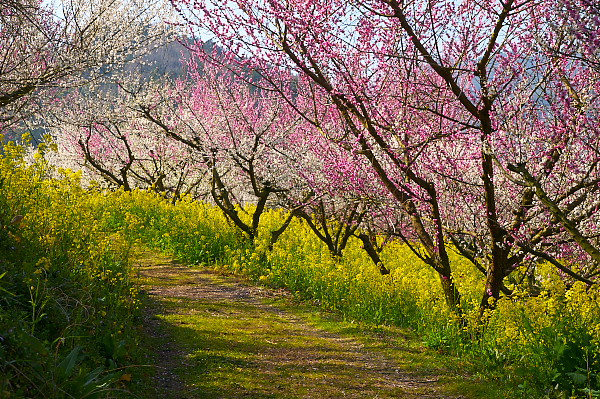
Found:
<box><xmin>555</xmin><ymin>0</ymin><xmax>600</xmax><ymax>69</ymax></box>
<box><xmin>171</xmin><ymin>0</ymin><xmax>599</xmax><ymax>318</ymax></box>
<box><xmin>132</xmin><ymin>51</ymin><xmax>394</xmax><ymax>270</ymax></box>
<box><xmin>132</xmin><ymin>55</ymin><xmax>314</xmax><ymax>242</ymax></box>
<box><xmin>284</xmin><ymin>122</ymin><xmax>392</xmax><ymax>273</ymax></box>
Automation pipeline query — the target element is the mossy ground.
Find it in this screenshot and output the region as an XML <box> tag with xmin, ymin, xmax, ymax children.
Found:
<box><xmin>127</xmin><ymin>251</ymin><xmax>515</xmax><ymax>399</ymax></box>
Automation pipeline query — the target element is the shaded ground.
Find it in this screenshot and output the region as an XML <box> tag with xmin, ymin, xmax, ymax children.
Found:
<box><xmin>133</xmin><ymin>251</ymin><xmax>474</xmax><ymax>399</ymax></box>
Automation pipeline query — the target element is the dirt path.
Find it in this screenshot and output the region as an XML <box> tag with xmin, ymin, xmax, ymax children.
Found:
<box><xmin>134</xmin><ymin>252</ymin><xmax>467</xmax><ymax>399</ymax></box>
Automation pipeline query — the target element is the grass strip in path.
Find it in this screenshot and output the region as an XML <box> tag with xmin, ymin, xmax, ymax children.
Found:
<box><xmin>131</xmin><ymin>251</ymin><xmax>507</xmax><ymax>399</ymax></box>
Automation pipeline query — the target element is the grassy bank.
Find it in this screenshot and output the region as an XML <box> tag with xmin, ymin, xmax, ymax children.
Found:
<box><xmin>0</xmin><ymin>139</ymin><xmax>141</xmax><ymax>398</ymax></box>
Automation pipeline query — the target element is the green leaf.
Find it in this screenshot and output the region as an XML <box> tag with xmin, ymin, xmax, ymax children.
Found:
<box><xmin>566</xmin><ymin>371</ymin><xmax>588</xmax><ymax>386</ymax></box>
<box><xmin>83</xmin><ymin>367</ymin><xmax>105</xmax><ymax>387</ymax></box>
<box><xmin>56</xmin><ymin>346</ymin><xmax>82</xmax><ymax>381</ymax></box>
<box><xmin>582</xmin><ymin>388</ymin><xmax>600</xmax><ymax>398</ymax></box>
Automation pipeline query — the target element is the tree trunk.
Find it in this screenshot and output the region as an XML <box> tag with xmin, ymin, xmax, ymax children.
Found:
<box><xmin>269</xmin><ymin>211</ymin><xmax>296</xmax><ymax>250</ymax></box>
<box><xmin>479</xmin><ymin>254</ymin><xmax>508</xmax><ymax>318</ymax></box>
<box><xmin>357</xmin><ymin>233</ymin><xmax>390</xmax><ymax>275</ymax></box>
<box><xmin>438</xmin><ymin>272</ymin><xmax>463</xmax><ymax>320</ymax></box>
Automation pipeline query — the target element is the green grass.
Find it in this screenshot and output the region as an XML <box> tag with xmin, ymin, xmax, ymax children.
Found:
<box><xmin>130</xmin><ymin>252</ymin><xmax>519</xmax><ymax>399</ymax></box>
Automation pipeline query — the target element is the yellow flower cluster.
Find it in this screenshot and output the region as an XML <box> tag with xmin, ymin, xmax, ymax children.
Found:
<box><xmin>0</xmin><ymin>136</ymin><xmax>141</xmax><ymax>366</ymax></box>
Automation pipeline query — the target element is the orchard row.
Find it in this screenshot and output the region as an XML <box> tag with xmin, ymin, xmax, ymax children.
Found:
<box><xmin>2</xmin><ymin>0</ymin><xmax>600</xmax><ymax>325</ymax></box>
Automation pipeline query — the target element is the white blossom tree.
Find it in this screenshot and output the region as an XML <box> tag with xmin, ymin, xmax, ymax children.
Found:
<box><xmin>0</xmin><ymin>0</ymin><xmax>173</xmax><ymax>130</ymax></box>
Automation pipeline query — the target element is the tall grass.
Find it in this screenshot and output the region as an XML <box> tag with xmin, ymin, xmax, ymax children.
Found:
<box><xmin>0</xmin><ymin>138</ymin><xmax>141</xmax><ymax>398</ymax></box>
